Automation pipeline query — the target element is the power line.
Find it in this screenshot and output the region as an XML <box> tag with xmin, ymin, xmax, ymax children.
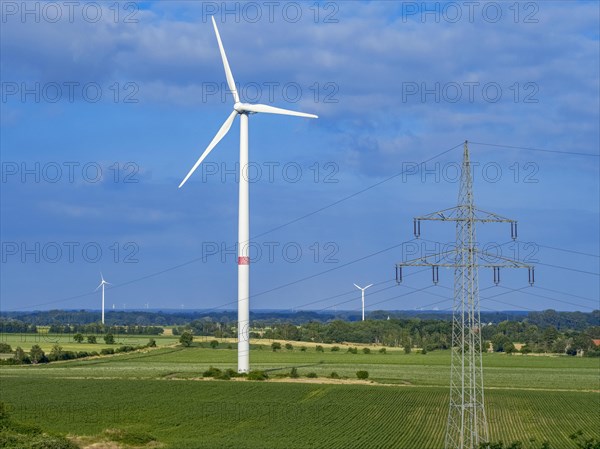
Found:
<box><xmin>533</xmin><ymin>261</ymin><xmax>599</xmax><ymax>277</ymax></box>
<box><xmin>533</xmin><ymin>286</ymin><xmax>599</xmax><ymax>305</ymax></box>
<box><xmin>493</xmin><ymin>284</ymin><xmax>597</xmax><ymax>310</ymax></box>
<box><xmin>470</xmin><ymin>141</ymin><xmax>600</xmax><ymax>158</ymax></box>
<box><xmin>533</xmin><ymin>244</ymin><xmax>600</xmax><ymax>259</ymax></box>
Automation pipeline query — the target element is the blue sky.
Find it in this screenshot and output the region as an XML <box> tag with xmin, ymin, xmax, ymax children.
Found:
<box><xmin>1</xmin><ymin>1</ymin><xmax>598</xmax><ymax>313</ymax></box>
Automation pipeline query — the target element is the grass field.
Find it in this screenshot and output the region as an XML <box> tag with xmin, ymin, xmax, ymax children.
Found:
<box><xmin>0</xmin><ymin>336</ymin><xmax>598</xmax><ymax>448</ymax></box>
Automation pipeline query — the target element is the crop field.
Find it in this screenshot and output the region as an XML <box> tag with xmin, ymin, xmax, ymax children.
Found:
<box><xmin>0</xmin><ymin>336</ymin><xmax>598</xmax><ymax>449</ymax></box>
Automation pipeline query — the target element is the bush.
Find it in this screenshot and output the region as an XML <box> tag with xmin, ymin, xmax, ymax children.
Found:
<box><xmin>421</xmin><ymin>348</ymin><xmax>428</xmax><ymax>355</ymax></box>
<box><xmin>347</xmin><ymin>347</ymin><xmax>358</xmax><ymax>354</ymax></box>
<box><xmin>566</xmin><ymin>347</ymin><xmax>578</xmax><ymax>356</ymax></box>
<box><xmin>271</xmin><ymin>342</ymin><xmax>281</xmax><ymax>351</ymax></box>
<box><xmin>285</xmin><ymin>343</ymin><xmax>294</xmax><ymax>351</ymax></box>
<box><xmin>210</xmin><ymin>340</ymin><xmax>219</xmax><ymax>349</ymax></box>
<box><xmin>362</xmin><ymin>347</ymin><xmax>371</xmax><ymax>354</ymax></box>
<box><xmin>315</xmin><ymin>345</ymin><xmax>324</xmax><ymax>352</ymax></box>
<box><xmin>290</xmin><ymin>367</ymin><xmax>299</xmax><ymax>378</ymax></box>
<box><xmin>306</xmin><ymin>372</ymin><xmax>318</xmax><ymax>378</ymax></box>
<box><xmin>300</xmin><ymin>346</ymin><xmax>307</xmax><ymax>352</ymax></box>
<box><xmin>404</xmin><ymin>345</ymin><xmax>411</xmax><ymax>354</ymax></box>
<box><xmin>100</xmin><ymin>348</ymin><xmax>114</xmax><ymax>355</ymax></box>
<box><xmin>224</xmin><ymin>368</ymin><xmax>239</xmax><ymax>378</ymax></box>
<box><xmin>104</xmin><ymin>334</ymin><xmax>115</xmax><ymax>345</ymax></box>
<box><xmin>148</xmin><ymin>338</ymin><xmax>157</xmax><ymax>348</ymax></box>
<box><xmin>87</xmin><ymin>335</ymin><xmax>97</xmax><ymax>344</ymax></box>
<box><xmin>331</xmin><ymin>346</ymin><xmax>340</xmax><ymax>352</ymax></box>
<box><xmin>216</xmin><ymin>371</ymin><xmax>231</xmax><ymax>380</ymax></box>
<box><xmin>227</xmin><ymin>344</ymin><xmax>233</xmax><ymax>349</ymax></box>
<box><xmin>378</xmin><ymin>348</ymin><xmax>386</xmax><ymax>354</ymax></box>
<box><xmin>356</xmin><ymin>370</ymin><xmax>369</xmax><ymax>380</ymax></box>
<box><xmin>73</xmin><ymin>333</ymin><xmax>84</xmax><ymax>343</ymax></box>
<box><xmin>0</xmin><ymin>343</ymin><xmax>13</xmax><ymax>353</ymax></box>
<box><xmin>247</xmin><ymin>370</ymin><xmax>268</xmax><ymax>381</ymax></box>
<box><xmin>329</xmin><ymin>371</ymin><xmax>340</xmax><ymax>379</ymax></box>
<box><xmin>203</xmin><ymin>366</ymin><xmax>223</xmax><ymax>377</ymax></box>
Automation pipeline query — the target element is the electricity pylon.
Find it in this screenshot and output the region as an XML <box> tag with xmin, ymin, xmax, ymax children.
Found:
<box><xmin>395</xmin><ymin>141</ymin><xmax>534</xmax><ymax>449</ymax></box>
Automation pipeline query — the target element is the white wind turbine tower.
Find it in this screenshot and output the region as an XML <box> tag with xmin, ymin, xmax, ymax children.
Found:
<box><xmin>178</xmin><ymin>17</ymin><xmax>318</xmax><ymax>373</ymax></box>
<box><xmin>95</xmin><ymin>273</ymin><xmax>111</xmax><ymax>325</ymax></box>
<box><xmin>354</xmin><ymin>283</ymin><xmax>373</xmax><ymax>321</ymax></box>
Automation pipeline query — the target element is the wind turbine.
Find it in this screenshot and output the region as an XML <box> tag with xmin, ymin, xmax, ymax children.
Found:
<box><xmin>178</xmin><ymin>17</ymin><xmax>318</xmax><ymax>373</ymax></box>
<box><xmin>95</xmin><ymin>273</ymin><xmax>111</xmax><ymax>325</ymax></box>
<box><xmin>354</xmin><ymin>283</ymin><xmax>373</xmax><ymax>321</ymax></box>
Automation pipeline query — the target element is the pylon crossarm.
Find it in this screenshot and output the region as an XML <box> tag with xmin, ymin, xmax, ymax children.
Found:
<box><xmin>416</xmin><ymin>206</ymin><xmax>516</xmax><ymax>223</ymax></box>
<box><xmin>396</xmin><ymin>248</ymin><xmax>459</xmax><ymax>267</ymax></box>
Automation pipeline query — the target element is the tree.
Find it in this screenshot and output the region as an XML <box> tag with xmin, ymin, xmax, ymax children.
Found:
<box><xmin>505</xmin><ymin>342</ymin><xmax>516</xmax><ymax>354</ymax></box>
<box><xmin>73</xmin><ymin>333</ymin><xmax>84</xmax><ymax>343</ymax></box>
<box><xmin>356</xmin><ymin>370</ymin><xmax>369</xmax><ymax>380</ymax></box>
<box><xmin>571</xmin><ymin>334</ymin><xmax>593</xmax><ymax>352</ymax></box>
<box><xmin>271</xmin><ymin>342</ymin><xmax>281</xmax><ymax>351</ymax></box>
<box><xmin>543</xmin><ymin>326</ymin><xmax>559</xmax><ymax>348</ymax></box>
<box><xmin>179</xmin><ymin>331</ymin><xmax>193</xmax><ymax>347</ymax></box>
<box><xmin>13</xmin><ymin>347</ymin><xmax>29</xmax><ymax>364</ymax></box>
<box><xmin>210</xmin><ymin>340</ymin><xmax>219</xmax><ymax>349</ymax></box>
<box><xmin>148</xmin><ymin>338</ymin><xmax>157</xmax><ymax>348</ymax></box>
<box><xmin>30</xmin><ymin>345</ymin><xmax>46</xmax><ymax>364</ymax></box>
<box><xmin>50</xmin><ymin>344</ymin><xmax>63</xmax><ymax>360</ymax></box>
<box><xmin>552</xmin><ymin>338</ymin><xmax>567</xmax><ymax>354</ymax></box>
<box><xmin>404</xmin><ymin>344</ymin><xmax>411</xmax><ymax>354</ymax></box>
<box><xmin>491</xmin><ymin>333</ymin><xmax>510</xmax><ymax>352</ymax></box>
<box><xmin>104</xmin><ymin>334</ymin><xmax>115</xmax><ymax>345</ymax></box>
<box><xmin>290</xmin><ymin>367</ymin><xmax>299</xmax><ymax>378</ymax></box>
<box><xmin>87</xmin><ymin>336</ymin><xmax>97</xmax><ymax>344</ymax></box>
<box><xmin>0</xmin><ymin>343</ymin><xmax>12</xmax><ymax>353</ymax></box>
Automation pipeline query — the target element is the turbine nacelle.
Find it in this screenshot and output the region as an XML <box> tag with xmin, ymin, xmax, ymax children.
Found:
<box><xmin>234</xmin><ymin>102</ymin><xmax>250</xmax><ymax>114</ymax></box>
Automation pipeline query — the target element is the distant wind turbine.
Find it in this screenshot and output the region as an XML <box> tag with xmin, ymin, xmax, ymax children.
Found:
<box><xmin>95</xmin><ymin>273</ymin><xmax>111</xmax><ymax>325</ymax></box>
<box><xmin>354</xmin><ymin>283</ymin><xmax>373</xmax><ymax>321</ymax></box>
<box><xmin>178</xmin><ymin>17</ymin><xmax>318</xmax><ymax>373</ymax></box>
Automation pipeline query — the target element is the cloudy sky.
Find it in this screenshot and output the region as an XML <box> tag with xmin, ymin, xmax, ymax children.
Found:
<box><xmin>1</xmin><ymin>1</ymin><xmax>598</xmax><ymax>314</ymax></box>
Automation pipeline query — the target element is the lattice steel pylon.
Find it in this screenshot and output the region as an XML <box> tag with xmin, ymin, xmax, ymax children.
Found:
<box><xmin>395</xmin><ymin>141</ymin><xmax>534</xmax><ymax>449</ymax></box>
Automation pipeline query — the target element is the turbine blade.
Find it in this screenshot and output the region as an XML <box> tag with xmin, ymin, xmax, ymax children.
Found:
<box><xmin>243</xmin><ymin>103</ymin><xmax>318</xmax><ymax>119</ymax></box>
<box><xmin>95</xmin><ymin>282</ymin><xmax>103</xmax><ymax>291</ymax></box>
<box><xmin>353</xmin><ymin>284</ymin><xmax>360</xmax><ymax>289</ymax></box>
<box><xmin>365</xmin><ymin>284</ymin><xmax>373</xmax><ymax>289</ymax></box>
<box><xmin>179</xmin><ymin>111</ymin><xmax>238</xmax><ymax>188</ymax></box>
<box><xmin>211</xmin><ymin>16</ymin><xmax>239</xmax><ymax>103</ymax></box>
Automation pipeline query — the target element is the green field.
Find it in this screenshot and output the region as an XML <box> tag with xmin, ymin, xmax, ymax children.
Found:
<box><xmin>0</xmin><ymin>336</ymin><xmax>598</xmax><ymax>448</ymax></box>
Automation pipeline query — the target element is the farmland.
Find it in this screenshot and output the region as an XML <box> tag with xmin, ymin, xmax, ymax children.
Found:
<box><xmin>0</xmin><ymin>337</ymin><xmax>598</xmax><ymax>448</ymax></box>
